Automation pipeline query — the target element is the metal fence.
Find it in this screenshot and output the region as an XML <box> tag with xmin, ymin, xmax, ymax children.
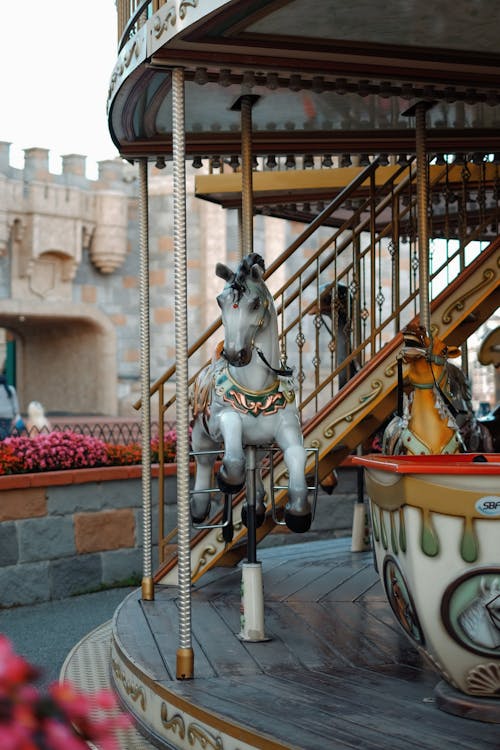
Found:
<box><xmin>10</xmin><ymin>421</ymin><xmax>176</xmax><ymax>445</ymax></box>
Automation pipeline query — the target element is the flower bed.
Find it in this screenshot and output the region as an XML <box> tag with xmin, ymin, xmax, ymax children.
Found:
<box><xmin>0</xmin><ymin>430</ymin><xmax>185</xmax><ymax>606</ymax></box>
<box><xmin>0</xmin><ymin>430</ymin><xmax>179</xmax><ymax>475</ymax></box>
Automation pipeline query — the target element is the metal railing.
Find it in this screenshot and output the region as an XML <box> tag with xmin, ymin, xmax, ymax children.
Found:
<box><xmin>116</xmin><ymin>0</ymin><xmax>167</xmax><ymax>51</ymax></box>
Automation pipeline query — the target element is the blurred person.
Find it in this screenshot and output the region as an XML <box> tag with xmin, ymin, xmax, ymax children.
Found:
<box><xmin>0</xmin><ymin>370</ymin><xmax>20</xmax><ymax>439</ymax></box>
<box><xmin>25</xmin><ymin>400</ymin><xmax>51</xmax><ymax>435</ymax></box>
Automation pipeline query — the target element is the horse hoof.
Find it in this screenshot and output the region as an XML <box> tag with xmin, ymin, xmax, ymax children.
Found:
<box><xmin>284</xmin><ymin>510</ymin><xmax>312</xmax><ymax>534</ymax></box>
<box><xmin>222</xmin><ymin>521</ymin><xmax>234</xmax><ymax>543</ymax></box>
<box><xmin>241</xmin><ymin>504</ymin><xmax>266</xmax><ymax>529</ymax></box>
<box><xmin>216</xmin><ymin>471</ymin><xmax>245</xmax><ymax>495</ymax></box>
<box><xmin>190</xmin><ymin>502</ymin><xmax>211</xmax><ymax>525</ymax></box>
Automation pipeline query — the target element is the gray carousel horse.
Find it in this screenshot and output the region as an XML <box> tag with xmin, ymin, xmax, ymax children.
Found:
<box><xmin>190</xmin><ymin>253</ymin><xmax>312</xmax><ymax>533</ymax></box>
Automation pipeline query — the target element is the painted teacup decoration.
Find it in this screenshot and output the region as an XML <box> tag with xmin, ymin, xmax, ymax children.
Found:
<box><xmin>354</xmin><ymin>453</ymin><xmax>500</xmax><ymax>700</ymax></box>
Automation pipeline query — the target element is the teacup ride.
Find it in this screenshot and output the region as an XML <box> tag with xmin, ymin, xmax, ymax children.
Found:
<box><xmin>190</xmin><ymin>253</ymin><xmax>318</xmax><ymax>641</ymax></box>
<box><xmin>355</xmin><ymin>325</ymin><xmax>500</xmax><ymax>722</ymax></box>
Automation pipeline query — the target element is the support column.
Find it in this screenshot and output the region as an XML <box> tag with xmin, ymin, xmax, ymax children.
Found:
<box><xmin>240</xmin><ymin>96</ymin><xmax>254</xmax><ymax>257</ymax></box>
<box><xmin>402</xmin><ymin>101</ymin><xmax>434</xmax><ymax>335</ymax></box>
<box><xmin>138</xmin><ymin>158</ymin><xmax>154</xmax><ymax>602</ymax></box>
<box><xmin>231</xmin><ymin>94</ymin><xmax>259</xmax><ymax>258</ymax></box>
<box><xmin>172</xmin><ymin>66</ymin><xmax>194</xmax><ymax>680</ymax></box>
<box><xmin>415</xmin><ymin>102</ymin><xmax>430</xmax><ymax>335</ymax></box>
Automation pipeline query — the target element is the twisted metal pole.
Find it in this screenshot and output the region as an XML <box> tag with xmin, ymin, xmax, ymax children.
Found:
<box><xmin>240</xmin><ymin>96</ymin><xmax>254</xmax><ymax>256</ymax></box>
<box><xmin>172</xmin><ymin>66</ymin><xmax>194</xmax><ymax>679</ymax></box>
<box><xmin>415</xmin><ymin>102</ymin><xmax>431</xmax><ymax>335</ymax></box>
<box><xmin>138</xmin><ymin>158</ymin><xmax>153</xmax><ymax>601</ymax></box>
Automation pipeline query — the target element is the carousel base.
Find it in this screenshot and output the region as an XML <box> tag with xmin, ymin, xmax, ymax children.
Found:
<box><xmin>60</xmin><ymin>539</ymin><xmax>500</xmax><ymax>750</ymax></box>
<box><xmin>60</xmin><ymin>621</ymin><xmax>157</xmax><ymax>750</ymax></box>
<box><xmin>434</xmin><ymin>680</ymin><xmax>500</xmax><ymax>724</ymax></box>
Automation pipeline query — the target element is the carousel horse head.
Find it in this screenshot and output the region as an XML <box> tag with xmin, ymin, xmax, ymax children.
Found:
<box><xmin>215</xmin><ymin>253</ymin><xmax>270</xmax><ymax>368</ymax></box>
<box><xmin>190</xmin><ymin>253</ymin><xmax>312</xmax><ymax>534</ymax></box>
<box><xmin>400</xmin><ymin>323</ymin><xmax>461</xmax><ymax>385</ymax></box>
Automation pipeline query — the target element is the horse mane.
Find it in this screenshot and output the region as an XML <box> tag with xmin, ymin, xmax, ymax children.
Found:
<box><xmin>232</xmin><ymin>253</ymin><xmax>266</xmax><ymax>297</ymax></box>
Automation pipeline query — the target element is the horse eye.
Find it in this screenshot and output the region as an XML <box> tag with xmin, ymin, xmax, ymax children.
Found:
<box><xmin>251</xmin><ymin>297</ymin><xmax>261</xmax><ymax>310</ymax></box>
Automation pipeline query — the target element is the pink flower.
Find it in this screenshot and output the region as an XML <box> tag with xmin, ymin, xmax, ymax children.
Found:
<box><xmin>43</xmin><ymin>718</ymin><xmax>87</xmax><ymax>750</ymax></box>
<box><xmin>0</xmin><ymin>636</ymin><xmax>37</xmax><ymax>690</ymax></box>
<box><xmin>0</xmin><ymin>638</ymin><xmax>132</xmax><ymax>749</ymax></box>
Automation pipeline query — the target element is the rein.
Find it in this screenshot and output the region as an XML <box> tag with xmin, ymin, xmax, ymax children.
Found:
<box><xmin>255</xmin><ymin>346</ymin><xmax>294</xmax><ymax>378</ymax></box>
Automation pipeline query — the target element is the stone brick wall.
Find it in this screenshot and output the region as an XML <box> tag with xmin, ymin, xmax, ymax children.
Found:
<box><xmin>0</xmin><ymin>464</ymin><xmax>363</xmax><ymax>607</ymax></box>
<box><xmin>0</xmin><ymin>467</ymin><xmax>169</xmax><ymax>607</ymax></box>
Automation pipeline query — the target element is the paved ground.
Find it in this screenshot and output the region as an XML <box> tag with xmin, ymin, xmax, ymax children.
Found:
<box><xmin>0</xmin><ymin>586</ymin><xmax>135</xmax><ymax>686</ymax></box>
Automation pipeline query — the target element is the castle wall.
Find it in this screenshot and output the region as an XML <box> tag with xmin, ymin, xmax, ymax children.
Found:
<box><xmin>0</xmin><ymin>143</ymin><xmax>284</xmax><ymax>417</ymax></box>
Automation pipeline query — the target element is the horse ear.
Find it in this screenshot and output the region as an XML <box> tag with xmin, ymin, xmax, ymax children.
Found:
<box><xmin>446</xmin><ymin>345</ymin><xmax>461</xmax><ymax>359</ymax></box>
<box><xmin>250</xmin><ymin>263</ymin><xmax>264</xmax><ymax>281</ymax></box>
<box><xmin>216</xmin><ymin>263</ymin><xmax>234</xmax><ymax>282</ymax></box>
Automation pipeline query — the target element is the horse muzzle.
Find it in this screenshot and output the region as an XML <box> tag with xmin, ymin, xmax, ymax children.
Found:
<box><xmin>221</xmin><ymin>346</ymin><xmax>252</xmax><ymax>367</ymax></box>
<box><xmin>401</xmin><ymin>345</ymin><xmax>427</xmax><ymax>362</ymax></box>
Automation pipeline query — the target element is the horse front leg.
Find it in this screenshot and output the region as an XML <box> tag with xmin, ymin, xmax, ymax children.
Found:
<box><xmin>276</xmin><ymin>421</ymin><xmax>311</xmax><ymax>533</ymax></box>
<box><xmin>190</xmin><ymin>418</ymin><xmax>219</xmax><ymax>523</ymax></box>
<box><xmin>216</xmin><ymin>409</ymin><xmax>246</xmax><ymax>494</ymax></box>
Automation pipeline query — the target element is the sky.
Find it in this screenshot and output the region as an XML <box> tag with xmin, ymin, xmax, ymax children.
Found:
<box><xmin>1</xmin><ymin>0</ymin><xmax>119</xmax><ymax>179</ymax></box>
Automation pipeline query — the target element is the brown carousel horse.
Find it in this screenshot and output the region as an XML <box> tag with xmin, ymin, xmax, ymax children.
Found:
<box><xmin>383</xmin><ymin>323</ymin><xmax>493</xmax><ymax>455</ymax></box>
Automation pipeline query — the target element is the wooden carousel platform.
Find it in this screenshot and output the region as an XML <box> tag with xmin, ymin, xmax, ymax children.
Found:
<box><xmin>62</xmin><ymin>537</ymin><xmax>500</xmax><ymax>750</ymax></box>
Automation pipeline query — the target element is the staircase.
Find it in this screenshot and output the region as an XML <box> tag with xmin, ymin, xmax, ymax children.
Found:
<box><xmin>138</xmin><ymin>156</ymin><xmax>500</xmax><ymax>586</ymax></box>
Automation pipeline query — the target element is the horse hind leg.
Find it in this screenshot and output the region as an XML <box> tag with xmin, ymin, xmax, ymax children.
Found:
<box><xmin>276</xmin><ymin>429</ymin><xmax>311</xmax><ymax>533</ymax></box>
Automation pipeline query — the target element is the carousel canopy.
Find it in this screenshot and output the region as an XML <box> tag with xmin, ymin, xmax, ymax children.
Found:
<box><xmin>108</xmin><ymin>0</ymin><xmax>500</xmax><ymax>160</ymax></box>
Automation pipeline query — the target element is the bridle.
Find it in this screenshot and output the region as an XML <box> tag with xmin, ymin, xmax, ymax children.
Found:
<box><xmin>221</xmin><ymin>283</ymin><xmax>294</xmax><ymax>378</ymax></box>
<box><xmin>400</xmin><ymin>335</ymin><xmax>466</xmax><ymax>420</ymax></box>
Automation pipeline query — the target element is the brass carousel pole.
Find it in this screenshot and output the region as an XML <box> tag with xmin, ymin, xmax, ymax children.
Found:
<box><xmin>231</xmin><ymin>93</ymin><xmax>268</xmax><ymax>642</ymax></box>
<box><xmin>172</xmin><ymin>66</ymin><xmax>194</xmax><ymax>679</ymax></box>
<box><xmin>404</xmin><ymin>101</ymin><xmax>434</xmax><ymax>333</ymax></box>
<box><xmin>416</xmin><ymin>102</ymin><xmax>431</xmax><ymax>334</ymax></box>
<box><xmin>235</xmin><ymin>93</ymin><xmax>258</xmax><ymax>258</ymax></box>
<box><xmin>138</xmin><ymin>158</ymin><xmax>154</xmax><ymax>602</ymax></box>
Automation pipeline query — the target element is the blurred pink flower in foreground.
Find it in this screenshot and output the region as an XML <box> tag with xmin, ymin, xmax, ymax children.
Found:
<box><xmin>0</xmin><ymin>635</ymin><xmax>132</xmax><ymax>749</ymax></box>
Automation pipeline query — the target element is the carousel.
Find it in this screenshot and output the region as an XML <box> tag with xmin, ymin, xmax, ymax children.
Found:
<box><xmin>62</xmin><ymin>2</ymin><xmax>500</xmax><ymax>748</ymax></box>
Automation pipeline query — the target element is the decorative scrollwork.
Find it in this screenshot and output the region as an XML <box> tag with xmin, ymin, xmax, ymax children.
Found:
<box><xmin>160</xmin><ymin>702</ymin><xmax>186</xmax><ymax>738</ymax></box>
<box><xmin>216</xmin><ymin>520</ymin><xmax>242</xmax><ymax>543</ymax></box>
<box><xmin>442</xmin><ymin>268</ymin><xmax>495</xmax><ymax>324</ymax></box>
<box><xmin>179</xmin><ymin>0</ymin><xmax>199</xmax><ymax>20</ymax></box>
<box><xmin>111</xmin><ymin>658</ymin><xmax>146</xmax><ymax>711</ymax></box>
<box><xmin>323</xmin><ymin>379</ymin><xmax>383</xmax><ymax>438</ymax></box>
<box><xmin>192</xmin><ymin>545</ymin><xmax>217</xmax><ymax>578</ymax></box>
<box><xmin>153</xmin><ymin>7</ymin><xmax>176</xmax><ymax>39</ymax></box>
<box><xmin>123</xmin><ymin>38</ymin><xmax>141</xmax><ymax>68</ymax></box>
<box><xmin>187</xmin><ymin>723</ymin><xmax>224</xmax><ymax>750</ymax></box>
<box><xmin>384</xmin><ymin>358</ymin><xmax>399</xmax><ymax>378</ymax></box>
